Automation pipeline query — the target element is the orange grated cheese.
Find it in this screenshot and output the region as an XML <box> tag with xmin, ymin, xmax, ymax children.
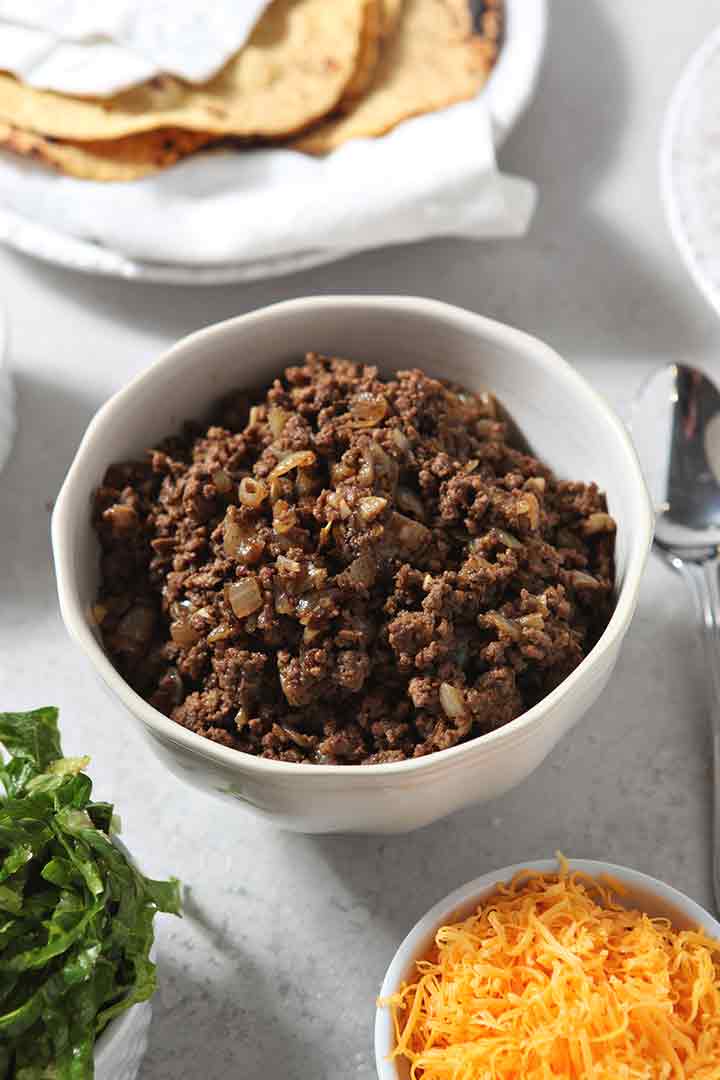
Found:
<box><xmin>380</xmin><ymin>858</ymin><xmax>720</xmax><ymax>1079</ymax></box>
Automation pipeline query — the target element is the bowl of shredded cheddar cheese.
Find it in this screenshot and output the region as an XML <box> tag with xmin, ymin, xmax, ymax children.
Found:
<box><xmin>375</xmin><ymin>856</ymin><xmax>720</xmax><ymax>1079</ymax></box>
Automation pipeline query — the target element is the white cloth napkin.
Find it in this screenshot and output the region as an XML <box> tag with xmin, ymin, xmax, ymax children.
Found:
<box><xmin>0</xmin><ymin>94</ymin><xmax>536</xmax><ymax>267</ymax></box>
<box><xmin>0</xmin><ymin>1</ymin><xmax>271</xmax><ymax>95</ymax></box>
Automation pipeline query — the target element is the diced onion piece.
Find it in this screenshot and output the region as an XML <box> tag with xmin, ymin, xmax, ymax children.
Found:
<box><xmin>518</xmin><ymin>612</ymin><xmax>545</xmax><ymax>629</ymax></box>
<box><xmin>92</xmin><ymin>603</ymin><xmax>107</xmax><ymax>625</ymax></box>
<box><xmin>582</xmin><ymin>512</ymin><xmax>616</xmax><ymax>536</ymax></box>
<box><xmin>358</xmin><ymin>496</ymin><xmax>388</xmax><ymax>522</ymax></box>
<box><xmin>518</xmin><ymin>491</ymin><xmax>540</xmax><ymax>530</ymax></box>
<box><xmin>170</xmin><ymin>618</ymin><xmax>200</xmax><ymax>647</ymax></box>
<box><xmin>212</xmin><ymin>468</ymin><xmax>232</xmax><ymax>494</ymax></box>
<box><xmin>486</xmin><ymin>611</ymin><xmax>522</xmax><ymax>641</ymax></box>
<box><xmin>270</xmin><ymin>450</ymin><xmax>316</xmax><ymax>479</ymax></box>
<box><xmin>439</xmin><ymin>682</ymin><xmax>466</xmax><ymax>719</ymax></box>
<box><xmin>268</xmin><ymin>406</ymin><xmax>289</xmax><ymax>439</ymax></box>
<box><xmin>569</xmin><ymin>570</ymin><xmax>602</xmax><ymax>590</ymax></box>
<box><xmin>276</xmin><ymin>554</ymin><xmax>302</xmax><ymax>576</ymax></box>
<box><xmin>273</xmin><ymin>499</ymin><xmax>297</xmax><ymax>534</ymax></box>
<box><xmin>392</xmin><ymin>428</ymin><xmax>411</xmax><ymax>452</ymax></box>
<box><xmin>477</xmin><ymin>391</ymin><xmax>499</xmax><ymax>418</ymax></box>
<box><xmin>207</xmin><ymin>623</ymin><xmax>234</xmax><ymax>644</ymax></box>
<box><xmin>238</xmin><ymin>477</ymin><xmax>268</xmax><ymax>508</ymax></box>
<box><xmin>318</xmin><ymin>521</ymin><xmax>333</xmax><ymax>547</ymax></box>
<box><xmin>496</xmin><ymin>529</ymin><xmax>523</xmax><ymax>550</ymax></box>
<box><xmin>351</xmin><ymin>392</ymin><xmax>388</xmax><ymax>427</ymax></box>
<box><xmin>226</xmin><ymin>578</ymin><xmax>263</xmax><ymax>618</ymax></box>
<box><xmin>296</xmin><ymin>467</ymin><xmax>315</xmax><ymax>497</ymax></box>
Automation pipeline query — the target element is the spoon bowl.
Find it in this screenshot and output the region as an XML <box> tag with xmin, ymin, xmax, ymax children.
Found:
<box><xmin>633</xmin><ymin>362</ymin><xmax>720</xmax><ymax>911</ymax></box>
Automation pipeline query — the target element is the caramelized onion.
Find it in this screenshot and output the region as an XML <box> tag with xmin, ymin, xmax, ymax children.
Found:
<box><xmin>170</xmin><ymin>618</ymin><xmax>200</xmax><ymax>647</ymax></box>
<box><xmin>351</xmin><ymin>392</ymin><xmax>388</xmax><ymax>427</ymax></box>
<box><xmin>226</xmin><ymin>578</ymin><xmax>263</xmax><ymax>618</ymax></box>
<box><xmin>212</xmin><ymin>469</ymin><xmax>232</xmax><ymax>494</ymax></box>
<box><xmin>270</xmin><ymin>450</ymin><xmax>316</xmax><ymax>478</ymax></box>
<box><xmin>486</xmin><ymin>612</ymin><xmax>522</xmax><ymax>641</ymax></box>
<box><xmin>582</xmin><ymin>512</ymin><xmax>616</xmax><ymax>536</ymax></box>
<box><xmin>358</xmin><ymin>496</ymin><xmax>387</xmax><ymax>522</ymax></box>
<box><xmin>439</xmin><ymin>682</ymin><xmax>466</xmax><ymax>719</ymax></box>
<box><xmin>238</xmin><ymin>477</ymin><xmax>268</xmax><ymax>508</ymax></box>
<box><xmin>268</xmin><ymin>406</ymin><xmax>289</xmax><ymax>439</ymax></box>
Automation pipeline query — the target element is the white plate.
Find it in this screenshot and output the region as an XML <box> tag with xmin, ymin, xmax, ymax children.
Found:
<box><xmin>661</xmin><ymin>24</ymin><xmax>720</xmax><ymax>317</ymax></box>
<box><xmin>0</xmin><ymin>0</ymin><xmax>546</xmax><ymax>285</ymax></box>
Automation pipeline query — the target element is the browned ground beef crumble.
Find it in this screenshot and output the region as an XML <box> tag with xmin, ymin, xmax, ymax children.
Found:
<box><xmin>93</xmin><ymin>356</ymin><xmax>616</xmax><ymax>765</ymax></box>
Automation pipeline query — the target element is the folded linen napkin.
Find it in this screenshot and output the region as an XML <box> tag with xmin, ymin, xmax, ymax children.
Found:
<box><xmin>0</xmin><ymin>0</ymin><xmax>271</xmax><ymax>94</ymax></box>
<box><xmin>0</xmin><ymin>94</ymin><xmax>535</xmax><ymax>267</ymax></box>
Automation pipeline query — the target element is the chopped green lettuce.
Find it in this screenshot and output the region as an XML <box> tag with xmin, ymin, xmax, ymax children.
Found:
<box><xmin>0</xmin><ymin>708</ymin><xmax>180</xmax><ymax>1079</ymax></box>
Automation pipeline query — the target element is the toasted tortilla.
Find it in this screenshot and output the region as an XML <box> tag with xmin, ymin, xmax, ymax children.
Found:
<box><xmin>0</xmin><ymin>0</ymin><xmax>369</xmax><ymax>141</ymax></box>
<box><xmin>294</xmin><ymin>0</ymin><xmax>499</xmax><ymax>155</ymax></box>
<box><xmin>0</xmin><ymin>123</ymin><xmax>216</xmax><ymax>181</ymax></box>
<box><xmin>339</xmin><ymin>0</ymin><xmax>384</xmax><ymax>106</ymax></box>
<box><xmin>380</xmin><ymin>0</ymin><xmax>405</xmax><ymax>36</ymax></box>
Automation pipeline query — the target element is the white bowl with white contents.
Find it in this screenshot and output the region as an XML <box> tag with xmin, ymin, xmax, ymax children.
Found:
<box><xmin>374</xmin><ymin>858</ymin><xmax>720</xmax><ymax>1079</ymax></box>
<box><xmin>52</xmin><ymin>296</ymin><xmax>652</xmax><ymax>834</ymax></box>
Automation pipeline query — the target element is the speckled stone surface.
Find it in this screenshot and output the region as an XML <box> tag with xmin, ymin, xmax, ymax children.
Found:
<box><xmin>2</xmin><ymin>2</ymin><xmax>720</xmax><ymax>1077</ymax></box>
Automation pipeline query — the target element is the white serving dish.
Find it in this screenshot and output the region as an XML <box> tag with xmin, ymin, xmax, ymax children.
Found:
<box><xmin>661</xmin><ymin>22</ymin><xmax>720</xmax><ymax>318</ymax></box>
<box><xmin>94</xmin><ymin>997</ymin><xmax>153</xmax><ymax>1080</ymax></box>
<box><xmin>52</xmin><ymin>296</ymin><xmax>652</xmax><ymax>834</ymax></box>
<box><xmin>374</xmin><ymin>857</ymin><xmax>720</xmax><ymax>1080</ymax></box>
<box><xmin>0</xmin><ymin>0</ymin><xmax>547</xmax><ymax>284</ymax></box>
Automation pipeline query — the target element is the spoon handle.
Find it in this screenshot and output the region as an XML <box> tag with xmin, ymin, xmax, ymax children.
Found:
<box><xmin>678</xmin><ymin>557</ymin><xmax>720</xmax><ymax>914</ymax></box>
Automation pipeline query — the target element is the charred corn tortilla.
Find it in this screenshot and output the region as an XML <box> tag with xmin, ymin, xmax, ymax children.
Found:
<box><xmin>294</xmin><ymin>0</ymin><xmax>499</xmax><ymax>154</ymax></box>
<box><xmin>0</xmin><ymin>123</ymin><xmax>216</xmax><ymax>181</ymax></box>
<box><xmin>0</xmin><ymin>0</ymin><xmax>369</xmax><ymax>140</ymax></box>
<box><xmin>339</xmin><ymin>0</ymin><xmax>385</xmax><ymax>105</ymax></box>
<box><xmin>380</xmin><ymin>0</ymin><xmax>405</xmax><ymax>36</ymax></box>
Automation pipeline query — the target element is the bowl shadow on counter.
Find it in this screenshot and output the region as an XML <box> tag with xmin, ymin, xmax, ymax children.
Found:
<box><xmin>0</xmin><ymin>370</ymin><xmax>97</xmax><ymax>619</ymax></box>
<box><xmin>140</xmin><ymin>943</ymin><xmax>326</xmax><ymax>1080</ymax></box>
<box><xmin>7</xmin><ymin>0</ymin><xmax>714</xmax><ymax>357</ymax></box>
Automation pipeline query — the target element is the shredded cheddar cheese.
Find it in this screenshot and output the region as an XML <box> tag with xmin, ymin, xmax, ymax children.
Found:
<box><xmin>381</xmin><ymin>859</ymin><xmax>720</xmax><ymax>1078</ymax></box>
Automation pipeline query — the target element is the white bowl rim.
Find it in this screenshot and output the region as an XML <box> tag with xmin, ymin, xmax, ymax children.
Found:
<box><xmin>374</xmin><ymin>857</ymin><xmax>720</xmax><ymax>1077</ymax></box>
<box><xmin>52</xmin><ymin>295</ymin><xmax>653</xmax><ymax>780</ymax></box>
<box><xmin>659</xmin><ymin>22</ymin><xmax>720</xmax><ymax>319</ymax></box>
<box><xmin>93</xmin><ymin>995</ymin><xmax>149</xmax><ymax>1065</ymax></box>
<box><xmin>486</xmin><ymin>0</ymin><xmax>548</xmax><ymax>145</ymax></box>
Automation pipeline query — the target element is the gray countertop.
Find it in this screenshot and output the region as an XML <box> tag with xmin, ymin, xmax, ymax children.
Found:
<box><xmin>1</xmin><ymin>1</ymin><xmax>719</xmax><ymax>1077</ymax></box>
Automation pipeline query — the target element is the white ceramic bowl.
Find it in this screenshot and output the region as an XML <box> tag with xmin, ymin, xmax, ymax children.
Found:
<box><xmin>52</xmin><ymin>296</ymin><xmax>652</xmax><ymax>834</ymax></box>
<box><xmin>94</xmin><ymin>997</ymin><xmax>153</xmax><ymax>1080</ymax></box>
<box><xmin>375</xmin><ymin>858</ymin><xmax>720</xmax><ymax>1080</ymax></box>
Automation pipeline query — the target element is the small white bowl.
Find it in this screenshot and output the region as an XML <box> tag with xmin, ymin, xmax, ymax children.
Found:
<box><xmin>94</xmin><ymin>997</ymin><xmax>153</xmax><ymax>1080</ymax></box>
<box><xmin>52</xmin><ymin>296</ymin><xmax>652</xmax><ymax>834</ymax></box>
<box><xmin>375</xmin><ymin>858</ymin><xmax>720</xmax><ymax>1080</ymax></box>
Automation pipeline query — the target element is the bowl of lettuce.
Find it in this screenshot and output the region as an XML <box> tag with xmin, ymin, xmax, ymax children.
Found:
<box><xmin>0</xmin><ymin>707</ymin><xmax>180</xmax><ymax>1080</ymax></box>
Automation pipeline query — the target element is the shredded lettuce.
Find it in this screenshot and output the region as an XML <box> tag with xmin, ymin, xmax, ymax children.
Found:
<box><xmin>0</xmin><ymin>708</ymin><xmax>181</xmax><ymax>1079</ymax></box>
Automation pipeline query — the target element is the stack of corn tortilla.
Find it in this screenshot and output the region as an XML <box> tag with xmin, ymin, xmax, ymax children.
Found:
<box><xmin>0</xmin><ymin>0</ymin><xmax>501</xmax><ymax>182</ymax></box>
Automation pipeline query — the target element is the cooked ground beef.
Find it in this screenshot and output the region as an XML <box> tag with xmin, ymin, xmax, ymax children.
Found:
<box><xmin>92</xmin><ymin>355</ymin><xmax>616</xmax><ymax>765</ymax></box>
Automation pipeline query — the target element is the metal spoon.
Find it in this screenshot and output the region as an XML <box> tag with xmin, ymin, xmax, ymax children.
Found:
<box><xmin>632</xmin><ymin>363</ymin><xmax>720</xmax><ymax>912</ymax></box>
